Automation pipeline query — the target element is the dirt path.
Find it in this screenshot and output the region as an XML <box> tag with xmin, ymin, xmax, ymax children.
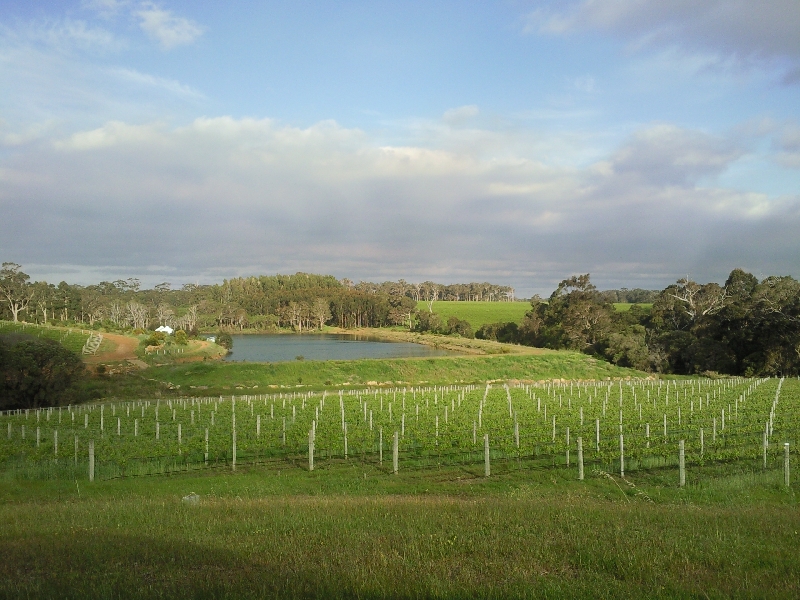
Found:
<box><xmin>83</xmin><ymin>332</ymin><xmax>140</xmax><ymax>364</ymax></box>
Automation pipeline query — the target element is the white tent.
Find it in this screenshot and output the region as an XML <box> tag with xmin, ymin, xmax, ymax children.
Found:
<box><xmin>155</xmin><ymin>325</ymin><xmax>174</xmax><ymax>335</ymax></box>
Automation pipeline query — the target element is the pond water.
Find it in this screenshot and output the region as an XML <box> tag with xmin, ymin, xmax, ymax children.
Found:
<box><xmin>221</xmin><ymin>333</ymin><xmax>458</xmax><ymax>363</ymax></box>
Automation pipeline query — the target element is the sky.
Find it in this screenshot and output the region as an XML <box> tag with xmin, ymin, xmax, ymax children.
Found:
<box><xmin>1</xmin><ymin>0</ymin><xmax>799</xmax><ymax>297</ymax></box>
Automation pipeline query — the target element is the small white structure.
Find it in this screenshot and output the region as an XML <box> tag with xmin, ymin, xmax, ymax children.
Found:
<box><xmin>155</xmin><ymin>325</ymin><xmax>174</xmax><ymax>335</ymax></box>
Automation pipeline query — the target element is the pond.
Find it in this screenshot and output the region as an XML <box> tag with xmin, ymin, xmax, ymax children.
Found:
<box><xmin>221</xmin><ymin>333</ymin><xmax>458</xmax><ymax>363</ymax></box>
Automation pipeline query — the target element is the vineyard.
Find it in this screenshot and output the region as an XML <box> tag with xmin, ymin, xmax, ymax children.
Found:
<box><xmin>2</xmin><ymin>377</ymin><xmax>798</xmax><ymax>484</ymax></box>
<box><xmin>0</xmin><ymin>321</ymin><xmax>111</xmax><ymax>356</ymax></box>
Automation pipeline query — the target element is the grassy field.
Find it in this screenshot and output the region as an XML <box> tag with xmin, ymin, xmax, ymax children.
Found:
<box><xmin>147</xmin><ymin>351</ymin><xmax>643</xmax><ymax>392</ymax></box>
<box><xmin>3</xmin><ymin>378</ymin><xmax>799</xmax><ymax>597</ymax></box>
<box><xmin>418</xmin><ymin>301</ymin><xmax>531</xmax><ymax>329</ymax></box>
<box><xmin>613</xmin><ymin>302</ymin><xmax>653</xmax><ymax>312</ymax></box>
<box><xmin>419</xmin><ymin>301</ymin><xmax>653</xmax><ymax>329</ymax></box>
<box><xmin>2</xmin><ymin>459</ymin><xmax>798</xmax><ymax>598</ymax></box>
<box><xmin>0</xmin><ymin>320</ymin><xmax>113</xmax><ymax>355</ymax></box>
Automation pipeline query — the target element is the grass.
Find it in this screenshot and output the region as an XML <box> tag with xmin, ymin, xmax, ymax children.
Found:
<box><xmin>418</xmin><ymin>301</ymin><xmax>653</xmax><ymax>330</ymax></box>
<box><xmin>146</xmin><ymin>352</ymin><xmax>644</xmax><ymax>393</ymax></box>
<box><xmin>0</xmin><ymin>320</ymin><xmax>112</xmax><ymax>355</ymax></box>
<box><xmin>613</xmin><ymin>303</ymin><xmax>653</xmax><ymax>312</ymax></box>
<box><xmin>418</xmin><ymin>301</ymin><xmax>531</xmax><ymax>329</ymax></box>
<box><xmin>1</xmin><ymin>462</ymin><xmax>799</xmax><ymax>598</ymax></box>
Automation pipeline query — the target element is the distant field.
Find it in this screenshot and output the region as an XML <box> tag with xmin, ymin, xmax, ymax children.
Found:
<box><xmin>417</xmin><ymin>301</ymin><xmax>530</xmax><ymax>329</ymax></box>
<box><xmin>613</xmin><ymin>303</ymin><xmax>653</xmax><ymax>312</ymax></box>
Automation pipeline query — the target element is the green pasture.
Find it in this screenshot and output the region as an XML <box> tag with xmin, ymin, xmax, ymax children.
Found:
<box><xmin>613</xmin><ymin>302</ymin><xmax>653</xmax><ymax>312</ymax></box>
<box><xmin>0</xmin><ymin>320</ymin><xmax>111</xmax><ymax>355</ymax></box>
<box><xmin>417</xmin><ymin>300</ymin><xmax>531</xmax><ymax>329</ymax></box>
<box><xmin>419</xmin><ymin>301</ymin><xmax>652</xmax><ymax>330</ymax></box>
<box><xmin>3</xmin><ymin>378</ymin><xmax>800</xmax><ymax>597</ymax></box>
<box><xmin>147</xmin><ymin>352</ymin><xmax>642</xmax><ymax>392</ymax></box>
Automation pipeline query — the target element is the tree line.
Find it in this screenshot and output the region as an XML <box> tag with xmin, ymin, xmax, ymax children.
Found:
<box><xmin>475</xmin><ymin>270</ymin><xmax>800</xmax><ymax>377</ymax></box>
<box><xmin>0</xmin><ymin>264</ymin><xmax>511</xmax><ymax>334</ymax></box>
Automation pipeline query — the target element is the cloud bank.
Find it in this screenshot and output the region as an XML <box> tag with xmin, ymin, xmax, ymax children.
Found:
<box><xmin>1</xmin><ymin>116</ymin><xmax>797</xmax><ymax>294</ymax></box>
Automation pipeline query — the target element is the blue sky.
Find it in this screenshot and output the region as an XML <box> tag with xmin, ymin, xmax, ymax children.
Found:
<box><xmin>1</xmin><ymin>1</ymin><xmax>799</xmax><ymax>295</ymax></box>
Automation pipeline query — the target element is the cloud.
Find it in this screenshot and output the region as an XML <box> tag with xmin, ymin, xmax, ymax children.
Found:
<box><xmin>5</xmin><ymin>18</ymin><xmax>121</xmax><ymax>53</ymax></box>
<box><xmin>1</xmin><ymin>117</ymin><xmax>798</xmax><ymax>294</ymax></box>
<box><xmin>529</xmin><ymin>0</ymin><xmax>800</xmax><ymax>79</ymax></box>
<box><xmin>609</xmin><ymin>124</ymin><xmax>744</xmax><ymax>186</ymax></box>
<box><xmin>135</xmin><ymin>2</ymin><xmax>205</xmax><ymax>49</ymax></box>
<box><xmin>443</xmin><ymin>105</ymin><xmax>479</xmax><ymax>124</ymax></box>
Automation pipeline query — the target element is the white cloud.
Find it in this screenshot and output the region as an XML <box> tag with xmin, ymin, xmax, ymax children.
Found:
<box><xmin>135</xmin><ymin>2</ymin><xmax>205</xmax><ymax>49</ymax></box>
<box><xmin>2</xmin><ymin>117</ymin><xmax>798</xmax><ymax>293</ymax></box>
<box><xmin>529</xmin><ymin>0</ymin><xmax>800</xmax><ymax>80</ymax></box>
<box><xmin>443</xmin><ymin>105</ymin><xmax>479</xmax><ymax>124</ymax></box>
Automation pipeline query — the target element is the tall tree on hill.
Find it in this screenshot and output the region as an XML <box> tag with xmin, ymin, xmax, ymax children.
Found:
<box><xmin>0</xmin><ymin>263</ymin><xmax>33</xmax><ymax>322</ymax></box>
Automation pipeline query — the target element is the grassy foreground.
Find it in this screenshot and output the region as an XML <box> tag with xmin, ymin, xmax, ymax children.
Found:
<box><xmin>2</xmin><ymin>463</ymin><xmax>798</xmax><ymax>598</ymax></box>
<box><xmin>148</xmin><ymin>352</ymin><xmax>644</xmax><ymax>393</ymax></box>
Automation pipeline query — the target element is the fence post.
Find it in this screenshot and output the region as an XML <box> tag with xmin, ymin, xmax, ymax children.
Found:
<box><xmin>54</xmin><ymin>430</ymin><xmax>58</xmax><ymax>457</ymax></box>
<box><xmin>484</xmin><ymin>433</ymin><xmax>491</xmax><ymax>477</ymax></box>
<box><xmin>785</xmin><ymin>443</ymin><xmax>790</xmax><ymax>488</ymax></box>
<box><xmin>88</xmin><ymin>440</ymin><xmax>95</xmax><ymax>482</ymax></box>
<box><xmin>204</xmin><ymin>428</ymin><xmax>209</xmax><ymax>465</ymax></box>
<box><xmin>763</xmin><ymin>432</ymin><xmax>768</xmax><ymax>469</ymax></box>
<box><xmin>619</xmin><ymin>434</ymin><xmax>624</xmax><ymax>478</ymax></box>
<box><xmin>577</xmin><ymin>437</ymin><xmax>584</xmax><ymax>481</ymax></box>
<box><xmin>393</xmin><ymin>431</ymin><xmax>399</xmax><ymax>475</ymax></box>
<box><xmin>379</xmin><ymin>427</ymin><xmax>383</xmax><ymax>464</ymax></box>
<box><xmin>679</xmin><ymin>440</ymin><xmax>685</xmax><ymax>487</ymax></box>
<box><xmin>308</xmin><ymin>428</ymin><xmax>314</xmax><ymax>472</ymax></box>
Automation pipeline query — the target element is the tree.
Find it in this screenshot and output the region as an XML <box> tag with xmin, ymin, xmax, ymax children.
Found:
<box><xmin>0</xmin><ymin>334</ymin><xmax>86</xmax><ymax>409</ymax></box>
<box><xmin>312</xmin><ymin>298</ymin><xmax>331</xmax><ymax>330</ymax></box>
<box><xmin>0</xmin><ymin>263</ymin><xmax>34</xmax><ymax>322</ymax></box>
<box><xmin>126</xmin><ymin>301</ymin><xmax>149</xmax><ymax>329</ymax></box>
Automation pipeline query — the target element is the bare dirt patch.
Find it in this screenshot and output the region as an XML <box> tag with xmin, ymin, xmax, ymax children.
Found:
<box><xmin>83</xmin><ymin>332</ymin><xmax>139</xmax><ymax>364</ymax></box>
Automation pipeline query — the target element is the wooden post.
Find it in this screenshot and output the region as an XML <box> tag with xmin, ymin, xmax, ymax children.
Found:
<box><xmin>595</xmin><ymin>418</ymin><xmax>600</xmax><ymax>452</ymax></box>
<box><xmin>484</xmin><ymin>433</ymin><xmax>490</xmax><ymax>477</ymax></box>
<box><xmin>565</xmin><ymin>426</ymin><xmax>570</xmax><ymax>467</ymax></box>
<box><xmin>393</xmin><ymin>431</ymin><xmax>399</xmax><ymax>474</ymax></box>
<box><xmin>379</xmin><ymin>427</ymin><xmax>383</xmax><ymax>464</ymax></box>
<box><xmin>257</xmin><ymin>415</ymin><xmax>261</xmax><ymax>438</ymax></box>
<box><xmin>204</xmin><ymin>428</ymin><xmax>209</xmax><ymax>465</ymax></box>
<box><xmin>308</xmin><ymin>429</ymin><xmax>314</xmax><ymax>471</ymax></box>
<box><xmin>763</xmin><ymin>432</ymin><xmax>768</xmax><ymax>469</ymax></box>
<box><xmin>156</xmin><ymin>421</ymin><xmax>160</xmax><ymax>440</ymax></box>
<box><xmin>577</xmin><ymin>437</ymin><xmax>584</xmax><ymax>481</ymax></box>
<box><xmin>785</xmin><ymin>443</ymin><xmax>790</xmax><ymax>488</ymax></box>
<box><xmin>88</xmin><ymin>440</ymin><xmax>95</xmax><ymax>482</ymax></box>
<box><xmin>178</xmin><ymin>423</ymin><xmax>182</xmax><ymax>446</ymax></box>
<box><xmin>232</xmin><ymin>411</ymin><xmax>237</xmax><ymax>472</ymax></box>
<box><xmin>54</xmin><ymin>430</ymin><xmax>58</xmax><ymax>456</ymax></box>
<box><xmin>619</xmin><ymin>434</ymin><xmax>624</xmax><ymax>478</ymax></box>
<box><xmin>344</xmin><ymin>422</ymin><xmax>348</xmax><ymax>459</ymax></box>
<box><xmin>74</xmin><ymin>435</ymin><xmax>78</xmax><ymax>465</ymax></box>
<box><xmin>134</xmin><ymin>419</ymin><xmax>138</xmax><ymax>437</ymax></box>
<box><xmin>36</xmin><ymin>426</ymin><xmax>40</xmax><ymax>448</ymax></box>
<box><xmin>700</xmin><ymin>428</ymin><xmax>704</xmax><ymax>458</ymax></box>
<box><xmin>679</xmin><ymin>440</ymin><xmax>685</xmax><ymax>487</ymax></box>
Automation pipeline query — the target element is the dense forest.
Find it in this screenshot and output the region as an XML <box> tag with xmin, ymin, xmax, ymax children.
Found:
<box><xmin>0</xmin><ymin>264</ymin><xmax>513</xmax><ymax>332</ymax></box>
<box><xmin>474</xmin><ymin>271</ymin><xmax>800</xmax><ymax>377</ymax></box>
<box><xmin>2</xmin><ymin>262</ymin><xmax>798</xmax><ymax>376</ymax></box>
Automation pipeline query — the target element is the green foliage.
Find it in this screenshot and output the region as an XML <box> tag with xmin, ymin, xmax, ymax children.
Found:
<box><xmin>174</xmin><ymin>330</ymin><xmax>188</xmax><ymax>345</ymax></box>
<box><xmin>0</xmin><ymin>334</ymin><xmax>86</xmax><ymax>409</ymax></box>
<box><xmin>216</xmin><ymin>332</ymin><xmax>233</xmax><ymax>350</ymax></box>
<box><xmin>476</xmin><ymin>321</ymin><xmax>519</xmax><ymax>343</ymax></box>
<box><xmin>143</xmin><ymin>331</ymin><xmax>166</xmax><ymax>347</ymax></box>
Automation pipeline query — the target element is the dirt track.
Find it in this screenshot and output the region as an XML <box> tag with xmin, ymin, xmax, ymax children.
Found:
<box><xmin>83</xmin><ymin>332</ymin><xmax>139</xmax><ymax>364</ymax></box>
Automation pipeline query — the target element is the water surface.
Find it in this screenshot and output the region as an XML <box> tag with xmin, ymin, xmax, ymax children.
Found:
<box><xmin>222</xmin><ymin>333</ymin><xmax>457</xmax><ymax>363</ymax></box>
